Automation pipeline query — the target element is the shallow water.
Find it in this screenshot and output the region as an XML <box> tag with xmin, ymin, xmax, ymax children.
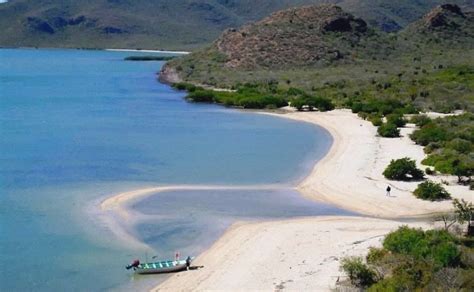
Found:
<box><xmin>1</xmin><ymin>48</ymin><xmax>342</xmax><ymax>291</ymax></box>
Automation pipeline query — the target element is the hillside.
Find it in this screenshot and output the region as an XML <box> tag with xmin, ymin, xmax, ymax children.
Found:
<box><xmin>0</xmin><ymin>0</ymin><xmax>472</xmax><ymax>50</ymax></box>
<box><xmin>162</xmin><ymin>4</ymin><xmax>474</xmax><ymax>112</ymax></box>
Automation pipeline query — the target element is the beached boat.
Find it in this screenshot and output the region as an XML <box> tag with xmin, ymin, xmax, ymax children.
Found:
<box><xmin>126</xmin><ymin>257</ymin><xmax>194</xmax><ymax>274</ymax></box>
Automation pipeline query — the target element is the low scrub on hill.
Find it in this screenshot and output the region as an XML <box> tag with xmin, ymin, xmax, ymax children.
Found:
<box><xmin>173</xmin><ymin>82</ymin><xmax>337</xmax><ymax>111</ymax></box>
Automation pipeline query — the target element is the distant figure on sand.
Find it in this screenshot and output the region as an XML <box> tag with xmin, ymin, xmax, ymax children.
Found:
<box><xmin>386</xmin><ymin>185</ymin><xmax>391</xmax><ymax>196</ymax></box>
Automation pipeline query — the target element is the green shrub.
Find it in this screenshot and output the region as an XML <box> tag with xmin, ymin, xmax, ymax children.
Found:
<box><xmin>383</xmin><ymin>157</ymin><xmax>424</xmax><ymax>181</ymax></box>
<box><xmin>173</xmin><ymin>82</ymin><xmax>197</xmax><ymax>92</ymax></box>
<box><xmin>366</xmin><ymin>247</ymin><xmax>388</xmax><ymax>264</ymax></box>
<box><xmin>447</xmin><ymin>138</ymin><xmax>473</xmax><ymax>154</ymax></box>
<box><xmin>368</xmin><ymin>114</ymin><xmax>383</xmax><ymax>126</ymax></box>
<box><xmin>425</xmin><ymin>167</ymin><xmax>435</xmax><ymax>175</ymax></box>
<box><xmin>307</xmin><ymin>96</ymin><xmax>335</xmax><ymax>111</ymax></box>
<box><xmin>411</xmin><ymin>114</ymin><xmax>432</xmax><ymax>127</ymax></box>
<box><xmin>413</xmin><ymin>181</ymin><xmax>451</xmax><ymax>201</ymax></box>
<box><xmin>340</xmin><ymin>257</ymin><xmax>378</xmax><ymax>287</ymax></box>
<box><xmin>187</xmin><ymin>90</ymin><xmax>216</xmax><ymax>102</ymax></box>
<box><xmin>289</xmin><ymin>95</ymin><xmax>334</xmax><ymax>111</ymax></box>
<box><xmin>291</xmin><ymin>98</ymin><xmax>306</xmax><ymax>111</ymax></box>
<box><xmin>386</xmin><ymin>113</ymin><xmax>407</xmax><ymax>127</ymax></box>
<box><xmin>238</xmin><ymin>95</ymin><xmax>287</xmax><ymax>109</ymax></box>
<box><xmin>378</xmin><ymin>122</ymin><xmax>400</xmax><ymax>137</ymax></box>
<box><xmin>286</xmin><ymin>87</ymin><xmax>307</xmax><ymax>96</ymax></box>
<box><xmin>411</xmin><ymin>123</ymin><xmax>449</xmax><ymax>146</ymax></box>
<box><xmin>383</xmin><ymin>226</ymin><xmax>460</xmax><ymax>268</ymax></box>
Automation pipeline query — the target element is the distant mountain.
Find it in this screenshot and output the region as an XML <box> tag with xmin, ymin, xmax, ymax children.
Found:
<box><xmin>0</xmin><ymin>0</ymin><xmax>472</xmax><ymax>50</ymax></box>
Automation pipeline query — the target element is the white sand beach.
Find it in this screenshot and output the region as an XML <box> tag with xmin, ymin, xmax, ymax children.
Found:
<box><xmin>106</xmin><ymin>49</ymin><xmax>190</xmax><ymax>54</ymax></box>
<box><xmin>156</xmin><ymin>217</ymin><xmax>431</xmax><ymax>291</ymax></box>
<box><xmin>272</xmin><ymin>109</ymin><xmax>472</xmax><ymax>218</ymax></box>
<box><xmin>152</xmin><ymin>109</ymin><xmax>472</xmax><ymax>291</ymax></box>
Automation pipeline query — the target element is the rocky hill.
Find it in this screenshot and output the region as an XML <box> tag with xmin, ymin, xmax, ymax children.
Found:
<box><xmin>0</xmin><ymin>0</ymin><xmax>472</xmax><ymax>50</ymax></box>
<box><xmin>161</xmin><ymin>4</ymin><xmax>474</xmax><ymax>112</ymax></box>
<box><xmin>212</xmin><ymin>5</ymin><xmax>383</xmax><ymax>69</ymax></box>
<box><xmin>162</xmin><ymin>3</ymin><xmax>473</xmax><ymax>80</ymax></box>
<box><xmin>404</xmin><ymin>4</ymin><xmax>474</xmax><ymax>39</ymax></box>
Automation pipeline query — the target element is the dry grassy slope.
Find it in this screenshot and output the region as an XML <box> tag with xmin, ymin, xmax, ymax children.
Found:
<box><xmin>161</xmin><ymin>4</ymin><xmax>474</xmax><ymax>112</ymax></box>
<box><xmin>164</xmin><ymin>4</ymin><xmax>474</xmax><ymax>80</ymax></box>
<box><xmin>0</xmin><ymin>0</ymin><xmax>472</xmax><ymax>50</ymax></box>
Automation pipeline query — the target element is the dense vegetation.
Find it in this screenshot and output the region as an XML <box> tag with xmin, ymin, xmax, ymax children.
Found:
<box><xmin>411</xmin><ymin>113</ymin><xmax>474</xmax><ymax>184</ymax></box>
<box><xmin>340</xmin><ymin>225</ymin><xmax>474</xmax><ymax>290</ymax></box>
<box><xmin>383</xmin><ymin>158</ymin><xmax>425</xmax><ymax>181</ymax></box>
<box><xmin>414</xmin><ymin>180</ymin><xmax>451</xmax><ymax>201</ymax></box>
<box><xmin>173</xmin><ymin>82</ymin><xmax>335</xmax><ymax>110</ymax></box>
<box><xmin>2</xmin><ymin>0</ymin><xmax>471</xmax><ymax>49</ymax></box>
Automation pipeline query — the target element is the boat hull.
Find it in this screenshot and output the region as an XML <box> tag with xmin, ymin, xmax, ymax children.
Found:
<box><xmin>136</xmin><ymin>264</ymin><xmax>187</xmax><ymax>274</ymax></box>
<box><xmin>134</xmin><ymin>260</ymin><xmax>189</xmax><ymax>274</ymax></box>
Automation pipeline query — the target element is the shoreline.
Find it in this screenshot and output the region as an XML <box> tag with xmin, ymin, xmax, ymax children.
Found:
<box><xmin>263</xmin><ymin>109</ymin><xmax>472</xmax><ymax>218</ymax></box>
<box><xmin>155</xmin><ymin>108</ymin><xmax>472</xmax><ymax>291</ymax></box>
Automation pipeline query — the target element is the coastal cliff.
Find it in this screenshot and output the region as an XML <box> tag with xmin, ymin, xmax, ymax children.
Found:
<box><xmin>158</xmin><ymin>64</ymin><xmax>182</xmax><ymax>85</ymax></box>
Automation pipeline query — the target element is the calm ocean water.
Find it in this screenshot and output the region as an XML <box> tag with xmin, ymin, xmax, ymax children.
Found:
<box><xmin>0</xmin><ymin>48</ymin><xmax>348</xmax><ymax>291</ymax></box>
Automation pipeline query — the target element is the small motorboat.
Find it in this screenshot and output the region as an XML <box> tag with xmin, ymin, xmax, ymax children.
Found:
<box><xmin>126</xmin><ymin>256</ymin><xmax>194</xmax><ymax>274</ymax></box>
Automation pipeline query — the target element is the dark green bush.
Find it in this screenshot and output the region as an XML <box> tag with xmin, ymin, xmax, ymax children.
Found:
<box><xmin>289</xmin><ymin>95</ymin><xmax>334</xmax><ymax>111</ymax></box>
<box><xmin>411</xmin><ymin>114</ymin><xmax>432</xmax><ymax>127</ymax></box>
<box><xmin>383</xmin><ymin>158</ymin><xmax>424</xmax><ymax>181</ymax></box>
<box><xmin>413</xmin><ymin>181</ymin><xmax>451</xmax><ymax>201</ymax></box>
<box><xmin>386</xmin><ymin>113</ymin><xmax>407</xmax><ymax>127</ymax></box>
<box><xmin>411</xmin><ymin>123</ymin><xmax>449</xmax><ymax>146</ymax></box>
<box><xmin>368</xmin><ymin>114</ymin><xmax>383</xmax><ymax>126</ymax></box>
<box><xmin>425</xmin><ymin>167</ymin><xmax>435</xmax><ymax>175</ymax></box>
<box><xmin>340</xmin><ymin>257</ymin><xmax>378</xmax><ymax>287</ymax></box>
<box><xmin>238</xmin><ymin>95</ymin><xmax>287</xmax><ymax>109</ymax></box>
<box><xmin>378</xmin><ymin>122</ymin><xmax>400</xmax><ymax>137</ymax></box>
<box><xmin>173</xmin><ymin>82</ymin><xmax>197</xmax><ymax>92</ymax></box>
<box><xmin>187</xmin><ymin>90</ymin><xmax>216</xmax><ymax>102</ymax></box>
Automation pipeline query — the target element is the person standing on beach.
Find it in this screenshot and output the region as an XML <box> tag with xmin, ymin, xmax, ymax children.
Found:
<box><xmin>386</xmin><ymin>185</ymin><xmax>391</xmax><ymax>196</ymax></box>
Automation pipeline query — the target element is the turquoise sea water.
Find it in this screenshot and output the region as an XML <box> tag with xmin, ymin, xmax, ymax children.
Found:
<box><xmin>0</xmin><ymin>49</ymin><xmax>349</xmax><ymax>291</ymax></box>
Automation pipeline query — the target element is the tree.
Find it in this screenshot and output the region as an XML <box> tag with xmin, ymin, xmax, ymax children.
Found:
<box><xmin>378</xmin><ymin>122</ymin><xmax>400</xmax><ymax>138</ymax></box>
<box><xmin>452</xmin><ymin>199</ymin><xmax>474</xmax><ymax>236</ymax></box>
<box><xmin>413</xmin><ymin>181</ymin><xmax>451</xmax><ymax>201</ymax></box>
<box><xmin>383</xmin><ymin>158</ymin><xmax>425</xmax><ymax>181</ymax></box>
